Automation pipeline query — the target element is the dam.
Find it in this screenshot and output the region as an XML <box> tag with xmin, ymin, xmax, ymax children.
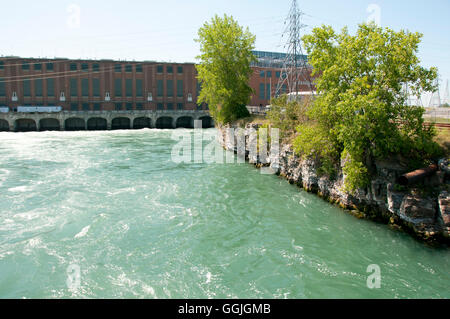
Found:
<box><xmin>0</xmin><ymin>110</ymin><xmax>214</xmax><ymax>132</ymax></box>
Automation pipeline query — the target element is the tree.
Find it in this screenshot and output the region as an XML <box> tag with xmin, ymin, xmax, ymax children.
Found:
<box><xmin>294</xmin><ymin>23</ymin><xmax>441</xmax><ymax>192</ymax></box>
<box><xmin>196</xmin><ymin>14</ymin><xmax>256</xmax><ymax>124</ymax></box>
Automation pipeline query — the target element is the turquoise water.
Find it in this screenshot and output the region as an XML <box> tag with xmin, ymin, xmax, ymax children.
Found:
<box><xmin>0</xmin><ymin>129</ymin><xmax>448</xmax><ymax>298</ymax></box>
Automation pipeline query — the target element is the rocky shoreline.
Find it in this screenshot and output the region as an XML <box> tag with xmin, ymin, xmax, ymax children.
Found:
<box><xmin>217</xmin><ymin>123</ymin><xmax>450</xmax><ymax>246</ymax></box>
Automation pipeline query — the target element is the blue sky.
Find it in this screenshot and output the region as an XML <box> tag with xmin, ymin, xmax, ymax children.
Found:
<box><xmin>1</xmin><ymin>0</ymin><xmax>449</xmax><ymax>99</ymax></box>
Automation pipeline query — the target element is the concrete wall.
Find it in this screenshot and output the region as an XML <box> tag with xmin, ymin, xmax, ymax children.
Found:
<box><xmin>0</xmin><ymin>110</ymin><xmax>214</xmax><ymax>131</ymax></box>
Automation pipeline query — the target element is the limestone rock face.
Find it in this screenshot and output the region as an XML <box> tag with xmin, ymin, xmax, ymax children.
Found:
<box><xmin>217</xmin><ymin>126</ymin><xmax>449</xmax><ymax>243</ymax></box>
<box><xmin>387</xmin><ymin>184</ymin><xmax>404</xmax><ymax>215</ymax></box>
<box><xmin>398</xmin><ymin>195</ymin><xmax>436</xmax><ymax>223</ymax></box>
<box><xmin>438</xmin><ymin>191</ymin><xmax>450</xmax><ymax>237</ymax></box>
<box><xmin>301</xmin><ymin>158</ymin><xmax>319</xmax><ymax>191</ymax></box>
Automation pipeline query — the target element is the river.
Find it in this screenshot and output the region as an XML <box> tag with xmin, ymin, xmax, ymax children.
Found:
<box><xmin>0</xmin><ymin>129</ymin><xmax>448</xmax><ymax>298</ymax></box>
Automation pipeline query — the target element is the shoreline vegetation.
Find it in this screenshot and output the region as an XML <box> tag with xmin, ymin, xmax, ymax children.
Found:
<box><xmin>195</xmin><ymin>16</ymin><xmax>449</xmax><ymax>245</ymax></box>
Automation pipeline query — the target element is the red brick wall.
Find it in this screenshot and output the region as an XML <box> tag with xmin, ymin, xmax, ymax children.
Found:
<box><xmin>0</xmin><ymin>57</ymin><xmax>314</xmax><ymax>110</ymax></box>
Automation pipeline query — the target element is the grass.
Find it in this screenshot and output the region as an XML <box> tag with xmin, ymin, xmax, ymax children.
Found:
<box><xmin>434</xmin><ymin>127</ymin><xmax>450</xmax><ymax>156</ymax></box>
<box><xmin>424</xmin><ymin>117</ymin><xmax>450</xmax><ymax>124</ymax></box>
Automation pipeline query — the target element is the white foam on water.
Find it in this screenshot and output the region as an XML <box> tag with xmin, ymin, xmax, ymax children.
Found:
<box><xmin>74</xmin><ymin>225</ymin><xmax>90</xmax><ymax>239</ymax></box>
<box><xmin>206</xmin><ymin>272</ymin><xmax>212</xmax><ymax>284</ymax></box>
<box><xmin>8</xmin><ymin>186</ymin><xmax>30</xmax><ymax>193</ymax></box>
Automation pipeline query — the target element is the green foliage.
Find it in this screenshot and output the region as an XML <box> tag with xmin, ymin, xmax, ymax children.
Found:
<box><xmin>293</xmin><ymin>122</ymin><xmax>339</xmax><ymax>177</ymax></box>
<box><xmin>293</xmin><ymin>23</ymin><xmax>440</xmax><ymax>192</ymax></box>
<box><xmin>195</xmin><ymin>14</ymin><xmax>255</xmax><ymax>124</ymax></box>
<box><xmin>266</xmin><ymin>94</ymin><xmax>310</xmax><ymax>139</ymax></box>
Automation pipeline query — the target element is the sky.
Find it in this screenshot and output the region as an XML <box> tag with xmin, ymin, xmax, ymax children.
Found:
<box><xmin>1</xmin><ymin>0</ymin><xmax>449</xmax><ymax>103</ymax></box>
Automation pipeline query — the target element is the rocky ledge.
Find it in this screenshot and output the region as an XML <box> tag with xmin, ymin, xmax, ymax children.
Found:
<box><xmin>217</xmin><ymin>123</ymin><xmax>450</xmax><ymax>245</ymax></box>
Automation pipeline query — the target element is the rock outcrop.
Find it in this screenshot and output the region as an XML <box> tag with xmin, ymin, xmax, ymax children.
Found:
<box><xmin>217</xmin><ymin>123</ymin><xmax>450</xmax><ymax>244</ymax></box>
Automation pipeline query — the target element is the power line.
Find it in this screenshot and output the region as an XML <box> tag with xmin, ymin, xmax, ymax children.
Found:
<box><xmin>274</xmin><ymin>0</ymin><xmax>314</xmax><ymax>98</ymax></box>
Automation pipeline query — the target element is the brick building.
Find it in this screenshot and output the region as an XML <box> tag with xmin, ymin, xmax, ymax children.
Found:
<box><xmin>0</xmin><ymin>51</ymin><xmax>312</xmax><ymax>111</ymax></box>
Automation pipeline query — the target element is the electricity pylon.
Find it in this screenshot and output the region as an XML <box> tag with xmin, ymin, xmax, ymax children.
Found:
<box><xmin>428</xmin><ymin>73</ymin><xmax>441</xmax><ymax>107</ymax></box>
<box><xmin>274</xmin><ymin>0</ymin><xmax>314</xmax><ymax>98</ymax></box>
<box><xmin>442</xmin><ymin>79</ymin><xmax>449</xmax><ymax>105</ymax></box>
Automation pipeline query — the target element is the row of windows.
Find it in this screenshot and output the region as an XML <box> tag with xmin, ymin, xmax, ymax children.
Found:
<box><xmin>13</xmin><ymin>62</ymin><xmax>186</xmax><ymax>74</ymax></box>
<box><xmin>20</xmin><ymin>62</ymin><xmax>54</xmax><ymax>71</ymax></box>
<box><xmin>156</xmin><ymin>79</ymin><xmax>184</xmax><ymax>97</ymax></box>
<box><xmin>259</xmin><ymin>70</ymin><xmax>281</xmax><ymax>78</ymax></box>
<box><xmin>156</xmin><ymin>65</ymin><xmax>183</xmax><ymax>74</ymax></box>
<box><xmin>155</xmin><ymin>103</ymin><xmax>186</xmax><ymax>110</ymax></box>
<box><xmin>258</xmin><ymin>83</ymin><xmax>287</xmax><ymax>100</ymax></box>
<box><xmin>9</xmin><ymin>78</ymin><xmax>182</xmax><ymax>98</ymax></box>
<box><xmin>68</xmin><ymin>103</ymin><xmax>190</xmax><ymax>111</ymax></box>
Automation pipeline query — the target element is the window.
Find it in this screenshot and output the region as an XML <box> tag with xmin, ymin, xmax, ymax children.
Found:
<box><xmin>82</xmin><ymin>103</ymin><xmax>90</xmax><ymax>111</ymax></box>
<box><xmin>125</xmin><ymin>79</ymin><xmax>132</xmax><ymax>97</ymax></box>
<box><xmin>276</xmin><ymin>71</ymin><xmax>280</xmax><ymax>78</ymax></box>
<box><xmin>267</xmin><ymin>71</ymin><xmax>272</xmax><ymax>78</ymax></box>
<box><xmin>0</xmin><ymin>79</ymin><xmax>5</xmax><ymax>97</ymax></box>
<box><xmin>157</xmin><ymin>103</ymin><xmax>164</xmax><ymax>110</ymax></box>
<box><xmin>136</xmin><ymin>103</ymin><xmax>143</xmax><ymax>110</ymax></box>
<box><xmin>259</xmin><ymin>83</ymin><xmax>265</xmax><ymax>99</ymax></box>
<box><xmin>177</xmin><ymin>66</ymin><xmax>183</xmax><ymax>74</ymax></box>
<box><xmin>93</xmin><ymin>64</ymin><xmax>100</xmax><ymax>72</ymax></box>
<box><xmin>24</xmin><ymin>79</ymin><xmax>31</xmax><ymax>97</ymax></box>
<box><xmin>260</xmin><ymin>71</ymin><xmax>265</xmax><ymax>78</ymax></box>
<box><xmin>115</xmin><ymin>103</ymin><xmax>122</xmax><ymax>111</ymax></box>
<box><xmin>167</xmin><ymin>66</ymin><xmax>173</xmax><ymax>74</ymax></box>
<box><xmin>126</xmin><ymin>103</ymin><xmax>133</xmax><ymax>110</ymax></box>
<box><xmin>115</xmin><ymin>64</ymin><xmax>122</xmax><ymax>72</ymax></box>
<box><xmin>47</xmin><ymin>79</ymin><xmax>55</xmax><ymax>97</ymax></box>
<box><xmin>82</xmin><ymin>79</ymin><xmax>89</xmax><ymax>97</ymax></box>
<box><xmin>157</xmin><ymin>80</ymin><xmax>163</xmax><ymax>97</ymax></box>
<box><xmin>0</xmin><ymin>61</ymin><xmax>4</xmax><ymax>70</ymax></box>
<box><xmin>282</xmin><ymin>84</ymin><xmax>287</xmax><ymax>94</ymax></box>
<box><xmin>81</xmin><ymin>63</ymin><xmax>89</xmax><ymax>72</ymax></box>
<box><xmin>46</xmin><ymin>63</ymin><xmax>54</xmax><ymax>71</ymax></box>
<box><xmin>125</xmin><ymin>65</ymin><xmax>132</xmax><ymax>73</ymax></box>
<box><xmin>266</xmin><ymin>83</ymin><xmax>271</xmax><ymax>100</ymax></box>
<box><xmin>136</xmin><ymin>79</ymin><xmax>143</xmax><ymax>97</ymax></box>
<box><xmin>136</xmin><ymin>65</ymin><xmax>143</xmax><ymax>73</ymax></box>
<box><xmin>177</xmin><ymin>80</ymin><xmax>183</xmax><ymax>97</ymax></box>
<box><xmin>115</xmin><ymin>79</ymin><xmax>122</xmax><ymax>97</ymax></box>
<box><xmin>70</xmin><ymin>63</ymin><xmax>77</xmax><ymax>71</ymax></box>
<box><xmin>93</xmin><ymin>79</ymin><xmax>100</xmax><ymax>97</ymax></box>
<box><xmin>70</xmin><ymin>79</ymin><xmax>78</xmax><ymax>96</ymax></box>
<box><xmin>35</xmin><ymin>79</ymin><xmax>43</xmax><ymax>97</ymax></box>
<box><xmin>71</xmin><ymin>103</ymin><xmax>79</xmax><ymax>111</ymax></box>
<box><xmin>34</xmin><ymin>63</ymin><xmax>42</xmax><ymax>71</ymax></box>
<box><xmin>177</xmin><ymin>103</ymin><xmax>183</xmax><ymax>110</ymax></box>
<box><xmin>22</xmin><ymin>62</ymin><xmax>30</xmax><ymax>70</ymax></box>
<box><xmin>167</xmin><ymin>80</ymin><xmax>173</xmax><ymax>97</ymax></box>
<box><xmin>93</xmin><ymin>103</ymin><xmax>101</xmax><ymax>111</ymax></box>
<box><xmin>167</xmin><ymin>103</ymin><xmax>173</xmax><ymax>110</ymax></box>
<box><xmin>157</xmin><ymin>65</ymin><xmax>163</xmax><ymax>73</ymax></box>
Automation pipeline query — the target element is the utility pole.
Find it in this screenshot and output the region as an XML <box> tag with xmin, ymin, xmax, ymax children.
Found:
<box><xmin>428</xmin><ymin>72</ymin><xmax>441</xmax><ymax>108</ymax></box>
<box><xmin>275</xmin><ymin>0</ymin><xmax>314</xmax><ymax>99</ymax></box>
<box><xmin>443</xmin><ymin>79</ymin><xmax>449</xmax><ymax>105</ymax></box>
